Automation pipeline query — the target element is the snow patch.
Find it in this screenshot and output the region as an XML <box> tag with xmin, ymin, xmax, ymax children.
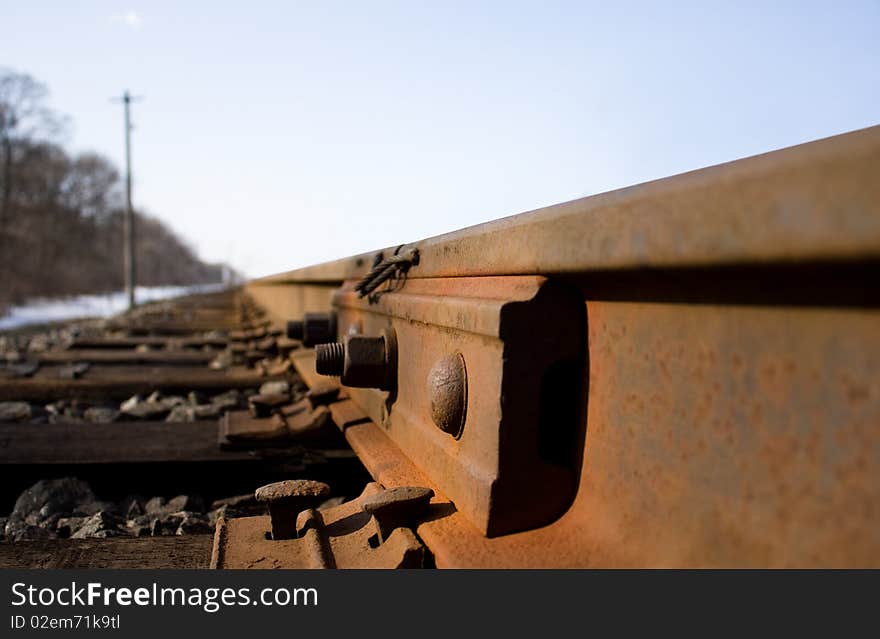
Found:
<box><xmin>0</xmin><ymin>284</ymin><xmax>227</xmax><ymax>331</ymax></box>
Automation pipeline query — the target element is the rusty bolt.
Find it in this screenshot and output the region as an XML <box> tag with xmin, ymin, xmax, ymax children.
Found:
<box><xmin>315</xmin><ymin>342</ymin><xmax>345</xmax><ymax>375</ymax></box>
<box><xmin>315</xmin><ymin>329</ymin><xmax>397</xmax><ymax>390</ymax></box>
<box><xmin>286</xmin><ymin>320</ymin><xmax>304</xmax><ymax>341</ymax></box>
<box><xmin>428</xmin><ymin>353</ymin><xmax>467</xmax><ymax>438</ymax></box>
<box><xmin>287</xmin><ymin>313</ymin><xmax>337</xmax><ymax>346</ymax></box>
<box><xmin>344</xmin><ymin>335</ymin><xmax>389</xmax><ymax>387</ymax></box>
<box><xmin>361</xmin><ymin>486</ymin><xmax>434</xmax><ymax>544</ymax></box>
<box><xmin>254</xmin><ymin>479</ymin><xmax>331</xmax><ymax>540</ymax></box>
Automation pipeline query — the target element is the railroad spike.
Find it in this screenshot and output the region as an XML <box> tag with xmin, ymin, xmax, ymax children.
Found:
<box><xmin>254</xmin><ymin>479</ymin><xmax>331</xmax><ymax>541</ymax></box>
<box><xmin>361</xmin><ymin>486</ymin><xmax>434</xmax><ymax>544</ymax></box>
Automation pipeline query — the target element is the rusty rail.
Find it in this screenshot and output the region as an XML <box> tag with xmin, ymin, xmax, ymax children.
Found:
<box><xmin>236</xmin><ymin>125</ymin><xmax>880</xmax><ymax>567</ymax></box>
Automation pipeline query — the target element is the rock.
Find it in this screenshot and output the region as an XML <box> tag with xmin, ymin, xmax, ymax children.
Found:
<box><xmin>176</xmin><ymin>513</ymin><xmax>213</xmax><ymax>535</ymax></box>
<box><xmin>62</xmin><ymin>407</ymin><xmax>85</xmax><ymax>422</ymax></box>
<box><xmin>120</xmin><ymin>395</ymin><xmax>143</xmax><ymax>412</ymax></box>
<box><xmin>91</xmin><ymin>500</ymin><xmax>118</xmax><ymax>514</ymax></box>
<box><xmin>154</xmin><ymin>512</ymin><xmax>185</xmax><ymax>536</ymax></box>
<box><xmin>125</xmin><ymin>498</ymin><xmax>145</xmax><ymax>519</ymax></box>
<box><xmin>11</xmin><ymin>478</ymin><xmax>97</xmax><ymax>526</ymax></box>
<box><xmin>3</xmin><ymin>360</ymin><xmax>39</xmax><ymax>378</ymax></box>
<box><xmin>128</xmin><ymin>516</ymin><xmax>156</xmax><ymax>537</ymax></box>
<box><xmin>211</xmin><ymin>390</ymin><xmax>242</xmax><ymax>411</ymax></box>
<box><xmin>161</xmin><ymin>395</ymin><xmax>186</xmax><ymax>409</ymax></box>
<box><xmin>125</xmin><ymin>403</ymin><xmax>172</xmax><ymax>419</ymax></box>
<box><xmin>144</xmin><ymin>496</ymin><xmax>166</xmax><ymax>514</ymax></box>
<box><xmin>259</xmin><ymin>380</ymin><xmax>290</xmax><ymax>396</ymax></box>
<box><xmin>72</xmin><ymin>511</ymin><xmax>124</xmax><ymax>539</ymax></box>
<box><xmin>27</xmin><ymin>335</ymin><xmax>51</xmax><ymax>353</ymax></box>
<box><xmin>56</xmin><ymin>516</ymin><xmax>87</xmax><ymax>538</ymax></box>
<box><xmin>165</xmin><ymin>495</ymin><xmax>205</xmax><ymax>513</ymax></box>
<box><xmin>58</xmin><ymin>362</ymin><xmax>90</xmax><ymax>379</ymax></box>
<box><xmin>84</xmin><ymin>407</ymin><xmax>120</xmax><ymax>423</ymax></box>
<box><xmin>210</xmin><ymin>493</ymin><xmax>257</xmax><ymax>510</ymax></box>
<box><xmin>193</xmin><ymin>404</ymin><xmax>219</xmax><ymax>419</ymax></box>
<box><xmin>0</xmin><ymin>402</ymin><xmax>32</xmax><ymax>423</ymax></box>
<box><xmin>165</xmin><ymin>405</ymin><xmax>195</xmax><ymax>423</ymax></box>
<box><xmin>208</xmin><ymin>505</ymin><xmax>239</xmax><ymax>525</ymax></box>
<box><xmin>127</xmin><ymin>514</ymin><xmax>154</xmax><ymax>528</ymax></box>
<box><xmin>129</xmin><ymin>518</ymin><xmax>155</xmax><ymax>537</ymax></box>
<box><xmin>5</xmin><ymin>520</ymin><xmax>55</xmax><ymax>541</ymax></box>
<box><xmin>209</xmin><ymin>351</ymin><xmax>233</xmax><ymax>370</ymax></box>
<box><xmin>29</xmin><ymin>404</ymin><xmax>48</xmax><ymax>423</ymax></box>
<box><xmin>120</xmin><ymin>395</ymin><xmax>171</xmax><ymax>420</ymax></box>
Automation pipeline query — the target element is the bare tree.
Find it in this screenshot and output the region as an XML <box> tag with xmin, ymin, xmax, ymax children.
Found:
<box><xmin>61</xmin><ymin>152</ymin><xmax>122</xmax><ymax>218</ymax></box>
<box><xmin>0</xmin><ymin>69</ymin><xmax>66</xmax><ymax>234</ymax></box>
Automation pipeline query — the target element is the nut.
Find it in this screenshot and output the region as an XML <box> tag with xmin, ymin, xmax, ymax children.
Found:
<box><xmin>315</xmin><ymin>329</ymin><xmax>397</xmax><ymax>391</ymax></box>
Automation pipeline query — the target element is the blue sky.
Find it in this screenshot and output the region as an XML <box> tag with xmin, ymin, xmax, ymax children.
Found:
<box><xmin>2</xmin><ymin>1</ymin><xmax>878</xmax><ymax>277</ymax></box>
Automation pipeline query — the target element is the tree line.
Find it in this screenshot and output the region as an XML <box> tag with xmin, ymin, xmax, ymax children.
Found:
<box><xmin>0</xmin><ymin>69</ymin><xmax>226</xmax><ymax>313</ymax></box>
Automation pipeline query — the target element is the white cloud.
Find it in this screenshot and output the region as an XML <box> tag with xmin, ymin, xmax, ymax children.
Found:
<box><xmin>111</xmin><ymin>10</ymin><xmax>143</xmax><ymax>30</ymax></box>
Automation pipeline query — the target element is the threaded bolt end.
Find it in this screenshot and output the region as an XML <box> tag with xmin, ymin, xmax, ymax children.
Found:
<box><xmin>315</xmin><ymin>342</ymin><xmax>345</xmax><ymax>376</ymax></box>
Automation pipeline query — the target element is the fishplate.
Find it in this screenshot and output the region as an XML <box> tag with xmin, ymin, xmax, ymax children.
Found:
<box><xmin>325</xmin><ymin>275</ymin><xmax>586</xmax><ymax>537</ymax></box>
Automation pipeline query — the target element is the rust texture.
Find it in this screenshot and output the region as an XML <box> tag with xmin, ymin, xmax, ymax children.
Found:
<box><xmin>416</xmin><ymin>303</ymin><xmax>880</xmax><ymax>567</ymax></box>
<box><xmin>213</xmin><ymin>483</ymin><xmax>426</xmax><ymax>568</ymax></box>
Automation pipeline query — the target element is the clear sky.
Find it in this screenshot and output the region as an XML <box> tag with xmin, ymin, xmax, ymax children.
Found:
<box><xmin>2</xmin><ymin>1</ymin><xmax>878</xmax><ymax>277</ymax></box>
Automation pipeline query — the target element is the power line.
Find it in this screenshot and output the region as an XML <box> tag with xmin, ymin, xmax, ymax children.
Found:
<box><xmin>110</xmin><ymin>90</ymin><xmax>143</xmax><ymax>310</ymax></box>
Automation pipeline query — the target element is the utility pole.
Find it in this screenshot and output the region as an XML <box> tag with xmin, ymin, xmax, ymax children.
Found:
<box><xmin>112</xmin><ymin>90</ymin><xmax>142</xmax><ymax>310</ymax></box>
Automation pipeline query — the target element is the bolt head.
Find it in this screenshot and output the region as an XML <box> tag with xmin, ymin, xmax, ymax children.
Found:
<box><xmin>428</xmin><ymin>353</ymin><xmax>467</xmax><ymax>438</ymax></box>
<box><xmin>302</xmin><ymin>312</ymin><xmax>336</xmax><ymax>346</ymax></box>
